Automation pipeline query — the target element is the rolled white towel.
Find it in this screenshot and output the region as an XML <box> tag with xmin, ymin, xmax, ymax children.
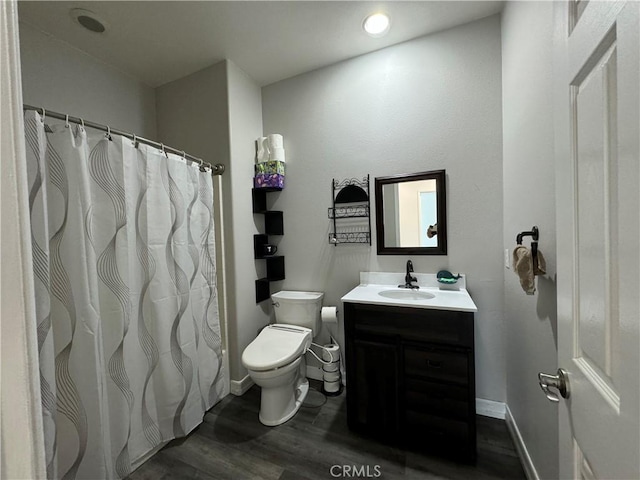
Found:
<box><xmin>255</xmin><ymin>137</ymin><xmax>269</xmax><ymax>163</ymax></box>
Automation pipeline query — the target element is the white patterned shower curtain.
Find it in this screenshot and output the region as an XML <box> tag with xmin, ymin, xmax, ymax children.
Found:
<box><xmin>24</xmin><ymin>110</ymin><xmax>226</xmax><ymax>479</ymax></box>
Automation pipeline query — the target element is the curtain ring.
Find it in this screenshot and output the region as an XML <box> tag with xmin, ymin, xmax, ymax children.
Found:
<box><xmin>132</xmin><ymin>134</ymin><xmax>138</xmax><ymax>148</ymax></box>
<box><xmin>80</xmin><ymin>118</ymin><xmax>85</xmax><ymax>130</ymax></box>
<box><xmin>160</xmin><ymin>143</ymin><xmax>167</xmax><ymax>157</ymax></box>
<box><xmin>181</xmin><ymin>151</ymin><xmax>186</xmax><ymax>160</ymax></box>
<box><xmin>106</xmin><ymin>126</ymin><xmax>112</xmax><ymax>140</ymax></box>
<box><xmin>65</xmin><ymin>114</ymin><xmax>70</xmax><ymax>128</ymax></box>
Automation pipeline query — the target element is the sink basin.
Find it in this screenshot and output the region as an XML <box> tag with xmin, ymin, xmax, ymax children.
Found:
<box><xmin>378</xmin><ymin>290</ymin><xmax>436</xmax><ymax>301</ymax></box>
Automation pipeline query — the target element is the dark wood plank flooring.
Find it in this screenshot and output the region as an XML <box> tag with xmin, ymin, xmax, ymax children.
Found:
<box><xmin>128</xmin><ymin>382</ymin><xmax>525</xmax><ymax>480</ymax></box>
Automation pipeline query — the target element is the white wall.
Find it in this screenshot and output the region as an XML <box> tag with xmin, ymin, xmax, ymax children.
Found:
<box><xmin>262</xmin><ymin>15</ymin><xmax>505</xmax><ymax>402</ymax></box>
<box><xmin>19</xmin><ymin>22</ymin><xmax>156</xmax><ymax>138</ymax></box>
<box><xmin>502</xmin><ymin>2</ymin><xmax>558</xmax><ymax>479</ymax></box>
<box><xmin>225</xmin><ymin>60</ymin><xmax>268</xmax><ymax>381</ymax></box>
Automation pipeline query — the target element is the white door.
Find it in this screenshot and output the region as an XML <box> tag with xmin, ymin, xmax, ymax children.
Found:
<box><xmin>552</xmin><ymin>1</ymin><xmax>639</xmax><ymax>479</ymax></box>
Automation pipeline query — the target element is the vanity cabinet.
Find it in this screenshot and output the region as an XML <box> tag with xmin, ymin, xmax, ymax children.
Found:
<box><xmin>343</xmin><ymin>302</ymin><xmax>476</xmax><ymax>461</ymax></box>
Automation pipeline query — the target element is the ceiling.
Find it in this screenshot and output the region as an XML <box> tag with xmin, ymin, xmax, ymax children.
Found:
<box><xmin>18</xmin><ymin>1</ymin><xmax>504</xmax><ymax>88</ymax></box>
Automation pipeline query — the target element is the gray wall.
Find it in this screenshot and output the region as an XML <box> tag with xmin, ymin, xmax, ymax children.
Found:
<box><xmin>262</xmin><ymin>15</ymin><xmax>505</xmax><ymax>402</ymax></box>
<box><xmin>156</xmin><ymin>61</ymin><xmax>230</xmax><ymax>166</ymax></box>
<box><xmin>157</xmin><ymin>60</ymin><xmax>268</xmax><ymax>383</ymax></box>
<box><xmin>156</xmin><ymin>60</ymin><xmax>235</xmax><ymax>383</ymax></box>
<box><xmin>501</xmin><ymin>2</ymin><xmax>558</xmax><ymax>479</ymax></box>
<box><xmin>19</xmin><ymin>22</ymin><xmax>156</xmax><ymax>138</ymax></box>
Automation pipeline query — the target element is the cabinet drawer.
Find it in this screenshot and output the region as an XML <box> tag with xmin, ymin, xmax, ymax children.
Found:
<box><xmin>405</xmin><ymin>378</ymin><xmax>470</xmax><ymax>420</ymax></box>
<box><xmin>404</xmin><ymin>410</ymin><xmax>470</xmax><ymax>444</ymax></box>
<box><xmin>404</xmin><ymin>347</ymin><xmax>469</xmax><ymax>384</ymax></box>
<box><xmin>347</xmin><ymin>303</ymin><xmax>474</xmax><ymax>348</ymax></box>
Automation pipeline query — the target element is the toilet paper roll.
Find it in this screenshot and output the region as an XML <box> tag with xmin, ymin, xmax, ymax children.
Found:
<box><xmin>267</xmin><ymin>134</ymin><xmax>283</xmax><ymax>149</ymax></box>
<box><xmin>324</xmin><ymin>380</ymin><xmax>340</xmax><ymax>393</ymax></box>
<box><xmin>321</xmin><ymin>306</ymin><xmax>338</xmax><ymax>324</ymax></box>
<box><xmin>323</xmin><ymin>362</ymin><xmax>339</xmax><ymax>373</ymax></box>
<box><xmin>269</xmin><ymin>147</ymin><xmax>286</xmax><ymax>162</ymax></box>
<box><xmin>323</xmin><ymin>371</ymin><xmax>340</xmax><ymax>382</ymax></box>
<box><xmin>322</xmin><ymin>343</ymin><xmax>340</xmax><ymax>362</ymax></box>
<box><xmin>322</xmin><ymin>353</ymin><xmax>340</xmax><ymax>372</ymax></box>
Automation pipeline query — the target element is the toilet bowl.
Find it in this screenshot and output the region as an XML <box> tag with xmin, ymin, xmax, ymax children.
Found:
<box><xmin>242</xmin><ymin>291</ymin><xmax>324</xmax><ymax>426</ymax></box>
<box><xmin>242</xmin><ymin>324</ymin><xmax>312</xmax><ymax>426</ymax></box>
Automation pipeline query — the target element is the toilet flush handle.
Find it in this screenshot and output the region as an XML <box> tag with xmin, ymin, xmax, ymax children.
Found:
<box><xmin>272</xmin><ymin>301</ymin><xmax>280</xmax><ymax>308</ymax></box>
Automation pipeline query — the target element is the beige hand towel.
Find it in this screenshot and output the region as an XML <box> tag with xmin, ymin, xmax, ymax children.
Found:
<box><xmin>513</xmin><ymin>245</ymin><xmax>546</xmax><ymax>295</ymax></box>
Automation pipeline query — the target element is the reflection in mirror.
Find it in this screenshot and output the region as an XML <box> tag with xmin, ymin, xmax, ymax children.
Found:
<box><xmin>375</xmin><ymin>170</ymin><xmax>446</xmax><ymax>255</ymax></box>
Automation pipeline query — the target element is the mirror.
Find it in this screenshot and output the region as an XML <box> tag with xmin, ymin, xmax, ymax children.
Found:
<box><xmin>374</xmin><ymin>170</ymin><xmax>447</xmax><ymax>255</ymax></box>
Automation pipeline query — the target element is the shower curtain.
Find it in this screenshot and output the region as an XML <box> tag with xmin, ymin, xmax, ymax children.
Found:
<box><xmin>24</xmin><ymin>110</ymin><xmax>226</xmax><ymax>479</ymax></box>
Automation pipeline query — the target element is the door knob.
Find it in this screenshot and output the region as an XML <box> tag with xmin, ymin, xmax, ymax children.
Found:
<box><xmin>538</xmin><ymin>368</ymin><xmax>570</xmax><ymax>402</ymax></box>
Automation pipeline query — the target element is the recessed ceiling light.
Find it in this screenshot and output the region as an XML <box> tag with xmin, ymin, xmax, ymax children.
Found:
<box><xmin>363</xmin><ymin>13</ymin><xmax>391</xmax><ymax>37</ymax></box>
<box><xmin>70</xmin><ymin>8</ymin><xmax>108</xmax><ymax>34</ymax></box>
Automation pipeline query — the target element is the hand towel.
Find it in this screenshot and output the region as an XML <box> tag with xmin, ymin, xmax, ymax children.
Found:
<box><xmin>513</xmin><ymin>245</ymin><xmax>546</xmax><ymax>295</ymax></box>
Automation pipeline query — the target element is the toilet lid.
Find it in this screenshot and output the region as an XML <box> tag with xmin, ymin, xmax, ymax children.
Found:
<box><xmin>242</xmin><ymin>324</ymin><xmax>312</xmax><ymax>371</ymax></box>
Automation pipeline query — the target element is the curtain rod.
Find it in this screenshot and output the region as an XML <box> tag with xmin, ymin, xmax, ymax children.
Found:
<box><xmin>23</xmin><ymin>104</ymin><xmax>225</xmax><ymax>176</ymax></box>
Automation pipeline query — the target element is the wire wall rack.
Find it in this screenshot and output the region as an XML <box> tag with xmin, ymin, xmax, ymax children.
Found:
<box><xmin>328</xmin><ymin>175</ymin><xmax>371</xmax><ymax>245</ymax></box>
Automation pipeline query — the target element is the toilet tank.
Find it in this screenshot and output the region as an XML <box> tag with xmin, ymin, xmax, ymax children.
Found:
<box><xmin>271</xmin><ymin>291</ymin><xmax>324</xmax><ymax>335</ymax></box>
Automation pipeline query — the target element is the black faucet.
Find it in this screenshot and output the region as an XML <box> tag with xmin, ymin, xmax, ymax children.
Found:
<box><xmin>399</xmin><ymin>260</ymin><xmax>419</xmax><ymax>289</ymax></box>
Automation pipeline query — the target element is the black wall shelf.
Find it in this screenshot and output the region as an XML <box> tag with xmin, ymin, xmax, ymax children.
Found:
<box><xmin>253</xmin><ymin>187</ymin><xmax>284</xmax><ymax>303</ymax></box>
<box><xmin>252</xmin><ymin>187</ymin><xmax>282</xmax><ymax>212</ymax></box>
<box><xmin>264</xmin><ymin>211</ymin><xmax>284</xmax><ymax>235</ymax></box>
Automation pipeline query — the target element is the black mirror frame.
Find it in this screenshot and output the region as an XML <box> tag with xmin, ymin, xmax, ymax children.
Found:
<box><xmin>374</xmin><ymin>170</ymin><xmax>447</xmax><ymax>255</ymax></box>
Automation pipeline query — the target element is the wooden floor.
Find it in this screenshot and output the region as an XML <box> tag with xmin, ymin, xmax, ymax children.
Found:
<box><xmin>128</xmin><ymin>382</ymin><xmax>525</xmax><ymax>480</ymax></box>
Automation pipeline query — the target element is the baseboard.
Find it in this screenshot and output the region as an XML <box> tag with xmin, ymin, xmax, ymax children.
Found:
<box><xmin>229</xmin><ymin>374</ymin><xmax>254</xmax><ymax>396</ymax></box>
<box><xmin>505</xmin><ymin>404</ymin><xmax>540</xmax><ymax>480</ymax></box>
<box><xmin>306</xmin><ymin>365</ymin><xmax>323</xmax><ymax>381</ymax></box>
<box><xmin>475</xmin><ymin>398</ymin><xmax>506</xmax><ymax>419</ymax></box>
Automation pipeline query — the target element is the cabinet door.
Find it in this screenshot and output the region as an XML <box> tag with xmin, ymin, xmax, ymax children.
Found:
<box><xmin>349</xmin><ymin>338</ymin><xmax>399</xmax><ymax>437</ymax></box>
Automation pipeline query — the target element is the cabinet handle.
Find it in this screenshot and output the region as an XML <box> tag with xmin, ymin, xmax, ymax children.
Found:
<box><xmin>427</xmin><ymin>360</ymin><xmax>442</xmax><ymax>369</ymax></box>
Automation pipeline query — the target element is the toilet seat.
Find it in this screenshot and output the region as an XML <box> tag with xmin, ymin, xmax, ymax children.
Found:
<box><xmin>242</xmin><ymin>324</ymin><xmax>312</xmax><ymax>371</ymax></box>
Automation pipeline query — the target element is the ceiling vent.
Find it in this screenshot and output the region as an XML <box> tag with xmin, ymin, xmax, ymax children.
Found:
<box><xmin>70</xmin><ymin>9</ymin><xmax>108</xmax><ymax>34</ymax></box>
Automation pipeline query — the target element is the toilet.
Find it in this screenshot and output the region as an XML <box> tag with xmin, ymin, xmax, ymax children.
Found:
<box><xmin>242</xmin><ymin>290</ymin><xmax>324</xmax><ymax>426</ymax></box>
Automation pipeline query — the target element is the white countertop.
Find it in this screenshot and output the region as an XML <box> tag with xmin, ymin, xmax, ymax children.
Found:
<box><xmin>340</xmin><ymin>272</ymin><xmax>478</xmax><ymax>312</ymax></box>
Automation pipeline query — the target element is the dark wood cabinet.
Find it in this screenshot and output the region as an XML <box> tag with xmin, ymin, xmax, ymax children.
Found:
<box><xmin>344</xmin><ymin>301</ymin><xmax>476</xmax><ymax>461</ymax></box>
<box><xmin>352</xmin><ymin>338</ymin><xmax>399</xmax><ymax>434</ymax></box>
